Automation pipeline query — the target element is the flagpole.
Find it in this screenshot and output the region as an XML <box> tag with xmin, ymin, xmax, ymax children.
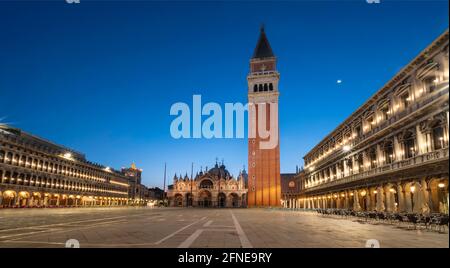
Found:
<box><xmin>163</xmin><ymin>162</ymin><xmax>166</xmax><ymax>206</ymax></box>
<box><xmin>190</xmin><ymin>162</ymin><xmax>193</xmax><ymax>207</ymax></box>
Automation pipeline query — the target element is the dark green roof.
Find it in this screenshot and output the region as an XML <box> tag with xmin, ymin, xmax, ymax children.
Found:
<box><xmin>252</xmin><ymin>26</ymin><xmax>274</xmax><ymax>59</ymax></box>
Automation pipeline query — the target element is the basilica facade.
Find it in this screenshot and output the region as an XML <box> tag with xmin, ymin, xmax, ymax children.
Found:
<box><xmin>167</xmin><ymin>162</ymin><xmax>248</xmax><ymax>208</ymax></box>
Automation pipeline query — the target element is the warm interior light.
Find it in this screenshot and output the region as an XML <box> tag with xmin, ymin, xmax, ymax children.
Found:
<box><xmin>360</xmin><ymin>190</ymin><xmax>366</xmax><ymax>197</ymax></box>
<box><xmin>438</xmin><ymin>183</ymin><xmax>445</xmax><ymax>188</ymax></box>
<box><xmin>410</xmin><ymin>186</ymin><xmax>416</xmax><ymax>193</ymax></box>
<box><xmin>373</xmin><ymin>190</ymin><xmax>377</xmax><ymax>194</ymax></box>
<box><xmin>343</xmin><ymin>145</ymin><xmax>351</xmax><ymax>152</ymax></box>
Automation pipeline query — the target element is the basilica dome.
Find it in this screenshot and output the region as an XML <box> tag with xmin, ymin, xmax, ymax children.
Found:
<box><xmin>207</xmin><ymin>163</ymin><xmax>231</xmax><ymax>178</ymax></box>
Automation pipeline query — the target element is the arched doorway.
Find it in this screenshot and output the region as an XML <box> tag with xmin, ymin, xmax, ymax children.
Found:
<box><xmin>429</xmin><ymin>178</ymin><xmax>449</xmax><ymax>213</ymax></box>
<box><xmin>198</xmin><ymin>190</ymin><xmax>212</xmax><ymax>208</ymax></box>
<box><xmin>229</xmin><ymin>193</ymin><xmax>239</xmax><ymax>208</ymax></box>
<box><xmin>185</xmin><ymin>193</ymin><xmax>193</xmax><ymax>207</ymax></box>
<box><xmin>2</xmin><ymin>190</ymin><xmax>17</xmax><ymax>207</ymax></box>
<box><xmin>218</xmin><ymin>193</ymin><xmax>226</xmax><ymax>208</ymax></box>
<box><xmin>18</xmin><ymin>191</ymin><xmax>30</xmax><ymax>207</ymax></box>
<box><xmin>174</xmin><ymin>194</ymin><xmax>183</xmax><ymax>207</ymax></box>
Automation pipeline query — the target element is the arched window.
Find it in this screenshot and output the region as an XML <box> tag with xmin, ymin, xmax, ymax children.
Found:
<box><xmin>344</xmin><ymin>159</ymin><xmax>351</xmax><ymax>175</ymax></box>
<box><xmin>380</xmin><ymin>103</ymin><xmax>390</xmax><ymax>121</ymax></box>
<box><xmin>258</xmin><ymin>84</ymin><xmax>263</xmax><ymax>92</ymax></box>
<box><xmin>253</xmin><ymin>84</ymin><xmax>257</xmax><ymax>92</ymax></box>
<box><xmin>400</xmin><ymin>92</ymin><xmax>410</xmax><ymax>109</ymax></box>
<box><xmin>384</xmin><ymin>141</ymin><xmax>394</xmax><ymax>164</ymax></box>
<box><xmin>369</xmin><ymin>149</ymin><xmax>377</xmax><ymax>169</ymax></box>
<box><xmin>337</xmin><ymin>161</ymin><xmax>343</xmax><ymax>177</ymax></box>
<box><xmin>357</xmin><ymin>154</ymin><xmax>364</xmax><ymax>172</ymax></box>
<box><xmin>432</xmin><ymin>121</ymin><xmax>445</xmax><ymax>150</ymax></box>
<box><xmin>423</xmin><ymin>76</ymin><xmax>437</xmax><ymax>93</ymax></box>
<box><xmin>200</xmin><ymin>179</ymin><xmax>213</xmax><ymax>189</ymax></box>
<box><xmin>269</xmin><ymin>83</ymin><xmax>273</xmax><ymax>91</ymax></box>
<box><xmin>403</xmin><ymin>131</ymin><xmax>416</xmax><ymax>159</ymax></box>
<box><xmin>264</xmin><ymin>84</ymin><xmax>268</xmax><ymax>91</ymax></box>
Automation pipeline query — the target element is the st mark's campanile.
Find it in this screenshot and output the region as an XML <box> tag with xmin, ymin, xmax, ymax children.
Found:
<box><xmin>247</xmin><ymin>27</ymin><xmax>281</xmax><ymax>207</ymax></box>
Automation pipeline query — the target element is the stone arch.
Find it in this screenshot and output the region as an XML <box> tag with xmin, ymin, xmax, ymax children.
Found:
<box><xmin>17</xmin><ymin>191</ymin><xmax>30</xmax><ymax>207</ymax></box>
<box><xmin>2</xmin><ymin>190</ymin><xmax>17</xmax><ymax>207</ymax></box>
<box><xmin>198</xmin><ymin>190</ymin><xmax>212</xmax><ymax>208</ymax></box>
<box><xmin>199</xmin><ymin>179</ymin><xmax>214</xmax><ymax>189</ymax></box>
<box><xmin>429</xmin><ymin>177</ymin><xmax>448</xmax><ymax>213</ymax></box>
<box><xmin>218</xmin><ymin>192</ymin><xmax>226</xmax><ymax>208</ymax></box>
<box><xmin>174</xmin><ymin>193</ymin><xmax>183</xmax><ymax>207</ymax></box>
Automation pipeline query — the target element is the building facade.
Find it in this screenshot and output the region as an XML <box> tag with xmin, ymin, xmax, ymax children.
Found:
<box><xmin>295</xmin><ymin>30</ymin><xmax>449</xmax><ymax>214</ymax></box>
<box><xmin>0</xmin><ymin>125</ymin><xmax>154</xmax><ymax>207</ymax></box>
<box><xmin>280</xmin><ymin>168</ymin><xmax>305</xmax><ymax>209</ymax></box>
<box><xmin>247</xmin><ymin>27</ymin><xmax>282</xmax><ymax>207</ymax></box>
<box><xmin>167</xmin><ymin>162</ymin><xmax>247</xmax><ymax>208</ymax></box>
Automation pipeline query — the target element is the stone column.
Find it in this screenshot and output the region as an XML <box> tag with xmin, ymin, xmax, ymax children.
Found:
<box><xmin>384</xmin><ymin>185</ymin><xmax>396</xmax><ymax>212</ymax></box>
<box><xmin>344</xmin><ymin>193</ymin><xmax>349</xmax><ymax>209</ymax></box>
<box><xmin>0</xmin><ymin>195</ymin><xmax>3</xmax><ymax>207</ymax></box>
<box><xmin>412</xmin><ymin>181</ymin><xmax>423</xmax><ymax>213</ymax></box>
<box><xmin>404</xmin><ymin>182</ymin><xmax>413</xmax><ymax>213</ymax></box>
<box><xmin>365</xmin><ymin>191</ymin><xmax>371</xmax><ymax>211</ymax></box>
<box><xmin>421</xmin><ymin>179</ymin><xmax>432</xmax><ymax>214</ymax></box>
<box><xmin>397</xmin><ymin>183</ymin><xmax>406</xmax><ymax>212</ymax></box>
<box><xmin>369</xmin><ymin>188</ymin><xmax>376</xmax><ymax>211</ymax></box>
<box><xmin>353</xmin><ymin>190</ymin><xmax>361</xmax><ymax>211</ymax></box>
<box><xmin>28</xmin><ymin>197</ymin><xmax>34</xmax><ymax>207</ymax></box>
<box><xmin>376</xmin><ymin>186</ymin><xmax>385</xmax><ymax>212</ymax></box>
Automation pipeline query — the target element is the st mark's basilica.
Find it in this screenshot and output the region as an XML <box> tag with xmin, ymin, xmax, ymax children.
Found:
<box><xmin>167</xmin><ymin>162</ymin><xmax>248</xmax><ymax>208</ymax></box>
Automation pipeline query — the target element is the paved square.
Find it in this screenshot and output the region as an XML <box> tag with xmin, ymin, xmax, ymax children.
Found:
<box><xmin>0</xmin><ymin>207</ymin><xmax>448</xmax><ymax>248</ymax></box>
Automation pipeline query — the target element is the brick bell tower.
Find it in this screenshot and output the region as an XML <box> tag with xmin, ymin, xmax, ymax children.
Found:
<box><xmin>247</xmin><ymin>26</ymin><xmax>281</xmax><ymax>207</ymax></box>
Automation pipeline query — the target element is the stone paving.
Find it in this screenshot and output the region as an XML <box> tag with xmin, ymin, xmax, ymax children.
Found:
<box><xmin>0</xmin><ymin>207</ymin><xmax>448</xmax><ymax>248</ymax></box>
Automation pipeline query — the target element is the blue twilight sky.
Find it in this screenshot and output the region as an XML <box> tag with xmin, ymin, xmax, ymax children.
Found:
<box><xmin>0</xmin><ymin>0</ymin><xmax>448</xmax><ymax>188</ymax></box>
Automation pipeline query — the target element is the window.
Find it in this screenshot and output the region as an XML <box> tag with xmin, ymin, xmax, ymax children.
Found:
<box><xmin>384</xmin><ymin>141</ymin><xmax>394</xmax><ymax>164</ymax></box>
<box><xmin>380</xmin><ymin>104</ymin><xmax>390</xmax><ymax>121</ymax></box>
<box><xmin>357</xmin><ymin>154</ymin><xmax>364</xmax><ymax>172</ymax></box>
<box><xmin>366</xmin><ymin>117</ymin><xmax>374</xmax><ymax>131</ymax></box>
<box><xmin>403</xmin><ymin>131</ymin><xmax>415</xmax><ymax>159</ymax></box>
<box><xmin>355</xmin><ymin>125</ymin><xmax>362</xmax><ymax>138</ymax></box>
<box><xmin>345</xmin><ymin>159</ymin><xmax>352</xmax><ymax>175</ymax></box>
<box><xmin>369</xmin><ymin>149</ymin><xmax>377</xmax><ymax>169</ymax></box>
<box><xmin>253</xmin><ymin>85</ymin><xmax>257</xmax><ymax>92</ymax></box>
<box><xmin>258</xmin><ymin>84</ymin><xmax>263</xmax><ymax>92</ymax></box>
<box><xmin>400</xmin><ymin>92</ymin><xmax>410</xmax><ymax>109</ymax></box>
<box><xmin>264</xmin><ymin>84</ymin><xmax>268</xmax><ymax>91</ymax></box>
<box><xmin>424</xmin><ymin>76</ymin><xmax>437</xmax><ymax>93</ymax></box>
<box><xmin>432</xmin><ymin>123</ymin><xmax>445</xmax><ymax>150</ymax></box>
<box><xmin>269</xmin><ymin>83</ymin><xmax>273</xmax><ymax>91</ymax></box>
